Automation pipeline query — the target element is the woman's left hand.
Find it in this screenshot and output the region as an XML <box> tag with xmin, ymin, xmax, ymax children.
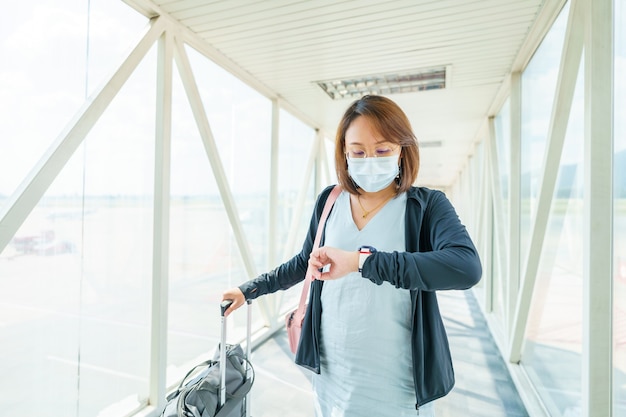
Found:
<box><xmin>309</xmin><ymin>246</ymin><xmax>359</xmax><ymax>280</ymax></box>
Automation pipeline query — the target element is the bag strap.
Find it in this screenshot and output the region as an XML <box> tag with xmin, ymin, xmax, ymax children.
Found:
<box><xmin>167</xmin><ymin>359</ymin><xmax>216</xmax><ymax>400</ymax></box>
<box><xmin>294</xmin><ymin>185</ymin><xmax>342</xmax><ymax>318</ymax></box>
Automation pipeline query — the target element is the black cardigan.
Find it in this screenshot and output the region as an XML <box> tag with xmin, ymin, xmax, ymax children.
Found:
<box><xmin>239</xmin><ymin>185</ymin><xmax>482</xmax><ymax>409</ymax></box>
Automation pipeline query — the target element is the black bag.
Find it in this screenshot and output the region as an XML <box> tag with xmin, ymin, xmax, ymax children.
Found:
<box><xmin>161</xmin><ymin>343</ymin><xmax>254</xmax><ymax>417</ymax></box>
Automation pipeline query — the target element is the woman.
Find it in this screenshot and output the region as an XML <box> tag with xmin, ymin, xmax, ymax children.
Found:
<box><xmin>222</xmin><ymin>95</ymin><xmax>482</xmax><ymax>416</ymax></box>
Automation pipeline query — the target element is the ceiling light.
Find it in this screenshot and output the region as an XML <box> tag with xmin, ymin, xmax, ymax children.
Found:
<box><xmin>316</xmin><ymin>66</ymin><xmax>448</xmax><ymax>100</ymax></box>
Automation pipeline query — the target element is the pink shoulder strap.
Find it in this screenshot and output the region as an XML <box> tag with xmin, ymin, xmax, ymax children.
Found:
<box><xmin>295</xmin><ymin>185</ymin><xmax>342</xmax><ymax>317</ymax></box>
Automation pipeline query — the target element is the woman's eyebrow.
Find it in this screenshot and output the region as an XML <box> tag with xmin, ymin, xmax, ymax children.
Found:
<box><xmin>346</xmin><ymin>140</ymin><xmax>392</xmax><ymax>146</ymax></box>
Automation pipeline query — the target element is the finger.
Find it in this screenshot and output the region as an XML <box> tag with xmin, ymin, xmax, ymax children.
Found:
<box><xmin>225</xmin><ymin>299</ymin><xmax>241</xmax><ymax>317</ymax></box>
<box><xmin>310</xmin><ymin>251</ymin><xmax>329</xmax><ymax>265</ymax></box>
<box><xmin>308</xmin><ymin>258</ymin><xmax>323</xmax><ymax>270</ymax></box>
<box><xmin>309</xmin><ymin>252</ymin><xmax>326</xmax><ymax>267</ymax></box>
<box><xmin>317</xmin><ymin>270</ymin><xmax>334</xmax><ymax>281</ymax></box>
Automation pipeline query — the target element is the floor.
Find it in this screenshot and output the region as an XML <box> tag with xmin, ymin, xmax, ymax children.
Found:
<box><xmin>245</xmin><ymin>289</ymin><xmax>528</xmax><ymax>417</ymax></box>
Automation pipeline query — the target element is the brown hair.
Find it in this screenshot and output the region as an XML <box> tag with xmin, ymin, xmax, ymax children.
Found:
<box><xmin>334</xmin><ymin>95</ymin><xmax>420</xmax><ymax>195</ymax></box>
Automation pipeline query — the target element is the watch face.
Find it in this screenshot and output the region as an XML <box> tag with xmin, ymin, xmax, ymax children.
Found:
<box><xmin>359</xmin><ymin>245</ymin><xmax>376</xmax><ymax>253</ymax></box>
<box><xmin>359</xmin><ymin>249</ymin><xmax>372</xmax><ymax>272</ymax></box>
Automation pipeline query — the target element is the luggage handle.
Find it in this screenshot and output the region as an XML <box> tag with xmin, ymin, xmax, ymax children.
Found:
<box><xmin>219</xmin><ymin>300</ymin><xmax>232</xmax><ymax>407</ymax></box>
<box><xmin>220</xmin><ymin>299</ymin><xmax>233</xmax><ymax>317</ymax></box>
<box><xmin>219</xmin><ymin>299</ymin><xmax>253</xmax><ymax>413</ymax></box>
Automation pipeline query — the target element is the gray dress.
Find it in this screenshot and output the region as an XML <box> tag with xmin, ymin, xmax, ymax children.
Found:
<box><xmin>312</xmin><ymin>191</ymin><xmax>435</xmax><ymax>417</ymax></box>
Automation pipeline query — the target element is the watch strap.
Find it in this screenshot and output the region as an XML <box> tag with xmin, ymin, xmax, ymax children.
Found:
<box><xmin>358</xmin><ymin>245</ymin><xmax>376</xmax><ymax>273</ymax></box>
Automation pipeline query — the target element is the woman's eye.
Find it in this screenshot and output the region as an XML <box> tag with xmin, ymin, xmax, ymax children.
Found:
<box><xmin>376</xmin><ymin>148</ymin><xmax>392</xmax><ymax>156</ymax></box>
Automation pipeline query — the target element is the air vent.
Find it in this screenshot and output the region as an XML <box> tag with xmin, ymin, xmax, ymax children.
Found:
<box><xmin>316</xmin><ymin>66</ymin><xmax>447</xmax><ymax>100</ymax></box>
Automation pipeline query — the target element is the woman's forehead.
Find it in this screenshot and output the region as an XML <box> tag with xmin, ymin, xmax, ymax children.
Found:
<box><xmin>345</xmin><ymin>116</ymin><xmax>387</xmax><ymax>145</ymax></box>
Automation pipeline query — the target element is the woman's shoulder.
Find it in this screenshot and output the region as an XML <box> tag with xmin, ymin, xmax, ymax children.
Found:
<box><xmin>407</xmin><ymin>186</ymin><xmax>446</xmax><ymax>203</ymax></box>
<box><xmin>316</xmin><ymin>184</ymin><xmax>342</xmax><ymax>203</ymax></box>
<box><xmin>311</xmin><ymin>184</ymin><xmax>342</xmax><ymax>215</ymax></box>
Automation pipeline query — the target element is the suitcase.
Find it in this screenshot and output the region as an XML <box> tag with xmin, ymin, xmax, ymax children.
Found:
<box><xmin>161</xmin><ymin>299</ymin><xmax>254</xmax><ymax>417</ymax></box>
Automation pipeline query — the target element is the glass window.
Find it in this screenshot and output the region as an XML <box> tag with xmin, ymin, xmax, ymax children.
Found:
<box><xmin>521</xmin><ymin>32</ymin><xmax>585</xmax><ymax>417</ymax></box>
<box><xmin>187</xmin><ymin>45</ymin><xmax>272</xmax><ymax>274</ymax></box>
<box><xmin>520</xmin><ymin>3</ymin><xmax>569</xmax><ymax>269</ymax></box>
<box><xmin>614</xmin><ymin>0</ymin><xmax>626</xmax><ymax>414</ymax></box>
<box><xmin>0</xmin><ymin>2</ymin><xmax>150</xmax><ymax>416</ymax></box>
<box><xmin>0</xmin><ymin>0</ymin><xmax>146</xmax><ymax>206</ymax></box>
<box><xmin>166</xmin><ymin>46</ymin><xmax>272</xmax><ymax>381</ymax></box>
<box><xmin>276</xmin><ymin>109</ymin><xmax>317</xmax><ymax>313</ymax></box>
<box><xmin>0</xmin><ymin>2</ymin><xmax>84</xmax><ymax>201</ymax></box>
<box><xmin>73</xmin><ymin>46</ymin><xmax>157</xmax><ymax>414</ymax></box>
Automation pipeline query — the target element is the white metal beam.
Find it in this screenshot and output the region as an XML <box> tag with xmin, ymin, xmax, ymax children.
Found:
<box><xmin>509</xmin><ymin>0</ymin><xmax>584</xmax><ymax>362</ymax></box>
<box><xmin>315</xmin><ymin>130</ymin><xmax>325</xmax><ymax>194</ymax></box>
<box><xmin>172</xmin><ymin>37</ymin><xmax>277</xmax><ymax>329</ymax></box>
<box><xmin>173</xmin><ymin>37</ymin><xmax>257</xmax><ymax>280</ymax></box>
<box><xmin>511</xmin><ymin>0</ymin><xmax>569</xmax><ymax>73</ymax></box>
<box><xmin>508</xmin><ymin>72</ymin><xmax>522</xmax><ymax>342</ymax></box>
<box><xmin>319</xmin><ymin>135</ymin><xmax>337</xmax><ymax>185</ymax></box>
<box><xmin>582</xmin><ymin>0</ymin><xmax>614</xmax><ymax>414</ymax></box>
<box><xmin>487</xmin><ymin>116</ymin><xmax>507</xmax><ymax>313</ymax></box>
<box><xmin>486</xmin><ymin>0</ymin><xmax>568</xmax><ymax>119</ymax></box>
<box><xmin>149</xmin><ymin>28</ymin><xmax>173</xmax><ymax>411</ymax></box>
<box><xmin>268</xmin><ymin>99</ymin><xmax>280</xmax><ymax>268</ymax></box>
<box><xmin>0</xmin><ymin>17</ymin><xmax>166</xmax><ymax>253</ymax></box>
<box><xmin>173</xmin><ymin>16</ymin><xmax>326</xmax><ymax>136</ymax></box>
<box><xmin>473</xmin><ymin>144</ymin><xmax>486</xmax><ymax>248</ymax></box>
<box><xmin>481</xmin><ymin>138</ymin><xmax>493</xmax><ymax>313</ymax></box>
<box><xmin>264</xmin><ymin>99</ymin><xmax>280</xmax><ymax>321</ymax></box>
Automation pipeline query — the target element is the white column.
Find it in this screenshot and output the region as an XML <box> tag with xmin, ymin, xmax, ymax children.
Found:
<box><xmin>481</xmin><ymin>123</ymin><xmax>493</xmax><ymax>313</ymax></box>
<box><xmin>507</xmin><ymin>72</ymin><xmax>522</xmax><ymax>340</ymax></box>
<box><xmin>265</xmin><ymin>99</ymin><xmax>280</xmax><ymax>320</ymax></box>
<box><xmin>268</xmin><ymin>99</ymin><xmax>280</xmax><ymax>268</ymax></box>
<box><xmin>150</xmin><ymin>28</ymin><xmax>173</xmax><ymax>411</ymax></box>
<box><xmin>582</xmin><ymin>0</ymin><xmax>614</xmax><ymax>415</ymax></box>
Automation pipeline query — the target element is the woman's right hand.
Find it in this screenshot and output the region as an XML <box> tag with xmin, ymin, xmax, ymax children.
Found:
<box><xmin>221</xmin><ymin>287</ymin><xmax>245</xmax><ymax>317</ymax></box>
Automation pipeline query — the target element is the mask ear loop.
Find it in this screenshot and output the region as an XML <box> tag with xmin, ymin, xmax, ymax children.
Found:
<box><xmin>395</xmin><ymin>152</ymin><xmax>402</xmax><ymax>187</ymax></box>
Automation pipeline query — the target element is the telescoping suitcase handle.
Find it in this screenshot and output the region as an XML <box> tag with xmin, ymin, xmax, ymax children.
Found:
<box><xmin>219</xmin><ymin>299</ymin><xmax>253</xmax><ymax>415</ymax></box>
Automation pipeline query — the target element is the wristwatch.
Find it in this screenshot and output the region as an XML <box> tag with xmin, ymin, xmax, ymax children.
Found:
<box><xmin>358</xmin><ymin>245</ymin><xmax>377</xmax><ymax>273</ymax></box>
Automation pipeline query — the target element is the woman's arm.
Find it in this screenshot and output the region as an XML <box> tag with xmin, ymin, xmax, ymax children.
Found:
<box><xmin>363</xmin><ymin>191</ymin><xmax>482</xmax><ymax>291</ymax></box>
<box><xmin>222</xmin><ymin>186</ymin><xmax>336</xmax><ymax>312</ymax></box>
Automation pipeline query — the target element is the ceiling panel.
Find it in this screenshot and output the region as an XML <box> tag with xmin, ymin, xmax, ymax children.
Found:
<box><xmin>125</xmin><ymin>0</ymin><xmax>559</xmax><ymax>189</ymax></box>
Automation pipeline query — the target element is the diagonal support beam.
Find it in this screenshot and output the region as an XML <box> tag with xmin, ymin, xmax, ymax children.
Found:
<box><xmin>509</xmin><ymin>0</ymin><xmax>584</xmax><ymax>362</ymax></box>
<box><xmin>0</xmin><ymin>16</ymin><xmax>167</xmax><ymax>253</ymax></box>
<box><xmin>172</xmin><ymin>38</ymin><xmax>263</xmax><ymax>312</ymax></box>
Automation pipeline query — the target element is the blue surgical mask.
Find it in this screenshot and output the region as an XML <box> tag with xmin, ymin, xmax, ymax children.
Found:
<box><xmin>347</xmin><ymin>155</ymin><xmax>400</xmax><ymax>192</ymax></box>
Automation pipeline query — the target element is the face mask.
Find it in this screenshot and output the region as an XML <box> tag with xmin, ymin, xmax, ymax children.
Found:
<box><xmin>347</xmin><ymin>155</ymin><xmax>400</xmax><ymax>192</ymax></box>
